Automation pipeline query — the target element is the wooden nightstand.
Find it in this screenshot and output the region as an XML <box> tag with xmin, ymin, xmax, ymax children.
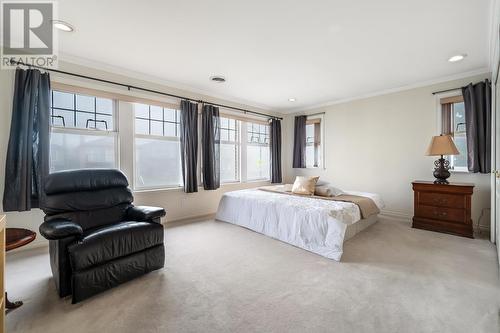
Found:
<box><xmin>412</xmin><ymin>181</ymin><xmax>474</xmax><ymax>238</ymax></box>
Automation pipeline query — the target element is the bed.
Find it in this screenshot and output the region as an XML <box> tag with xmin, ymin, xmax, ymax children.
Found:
<box><xmin>215</xmin><ymin>188</ymin><xmax>384</xmax><ymax>261</ymax></box>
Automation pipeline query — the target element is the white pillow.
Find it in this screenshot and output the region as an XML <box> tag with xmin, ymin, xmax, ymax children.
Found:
<box><xmin>315</xmin><ymin>180</ymin><xmax>329</xmax><ymax>186</ymax></box>
<box><xmin>315</xmin><ymin>184</ymin><xmax>343</xmax><ymax>197</ymax></box>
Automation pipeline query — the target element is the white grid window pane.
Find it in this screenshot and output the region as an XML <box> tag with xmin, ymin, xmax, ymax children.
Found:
<box><xmin>76</xmin><ymin>112</ymin><xmax>91</xmax><ymax>129</ymax></box>
<box><xmin>134</xmin><ymin>103</ymin><xmax>180</xmax><ymax>137</ymax></box>
<box><xmin>135</xmin><ymin>119</ymin><xmax>149</xmax><ymax>135</ymax></box>
<box><xmin>150</xmin><ymin>106</ymin><xmax>163</xmax><ymax>120</ymax></box>
<box><xmin>247</xmin><ymin>145</ymin><xmax>269</xmax><ymax>180</ymax></box>
<box><xmin>52</xmin><ymin>109</ymin><xmax>75</xmax><ymax>128</ymax></box>
<box><xmin>51</xmin><ymin>91</ymin><xmax>115</xmax><ymax>132</ymax></box>
<box><xmin>96</xmin><ymin>114</ymin><xmax>113</xmax><ymax>130</ymax></box>
<box><xmin>448</xmin><ymin>101</ymin><xmax>467</xmax><ymax>170</ymax></box>
<box><xmin>50</xmin><ymin>132</ymin><xmax>116</xmax><ymax>172</ymax></box>
<box><xmin>134</xmin><ymin>103</ymin><xmax>182</xmax><ymax>189</ymax></box>
<box><xmin>96</xmin><ymin>98</ymin><xmax>113</xmax><ymax>114</ymax></box>
<box><xmin>221</xmin><ymin>129</ymin><xmax>228</xmax><ymax>141</ymax></box>
<box><xmin>164</xmin><ymin>109</ymin><xmax>176</xmax><ymax>122</ymax></box>
<box><xmin>164</xmin><ymin>123</ymin><xmax>176</xmax><ymax>137</ymax></box>
<box><xmin>135</xmin><ymin>103</ymin><xmax>149</xmax><ymax>118</ymax></box>
<box><xmin>150</xmin><ymin>121</ymin><xmax>163</xmax><ymax>136</ymax></box>
<box><xmin>306</xmin><ymin>145</ymin><xmax>315</xmax><ymax>168</ymax></box>
<box><xmin>221</xmin><ymin>143</ymin><xmax>238</xmax><ymax>182</ymax></box>
<box><xmin>135</xmin><ymin>138</ymin><xmax>182</xmax><ymax>188</ymax></box>
<box><xmin>452</xmin><ymin>134</ymin><xmax>467</xmax><ymax>168</ymax></box>
<box><xmin>306</xmin><ymin>124</ymin><xmax>314</xmax><ymax>143</ymax></box>
<box><xmin>305</xmin><ymin>121</ymin><xmax>321</xmax><ymax>168</ymax></box>
<box><xmin>76</xmin><ymin>95</ymin><xmax>94</xmax><ymax>112</ymax></box>
<box><xmin>49</xmin><ymin>90</ymin><xmax>117</xmax><ymax>174</ymax></box>
<box><xmin>52</xmin><ymin>91</ymin><xmax>74</xmax><ymax>109</ymax></box>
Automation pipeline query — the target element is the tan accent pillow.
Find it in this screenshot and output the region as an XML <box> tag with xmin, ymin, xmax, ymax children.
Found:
<box><xmin>292</xmin><ymin>176</ymin><xmax>320</xmax><ymax>195</ymax></box>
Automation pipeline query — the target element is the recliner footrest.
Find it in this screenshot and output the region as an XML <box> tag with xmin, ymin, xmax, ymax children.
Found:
<box><xmin>71</xmin><ymin>244</ymin><xmax>165</xmax><ymax>303</ymax></box>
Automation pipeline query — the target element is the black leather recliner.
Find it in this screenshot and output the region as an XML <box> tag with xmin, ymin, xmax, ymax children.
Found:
<box><xmin>39</xmin><ymin>169</ymin><xmax>166</xmax><ymax>303</ymax></box>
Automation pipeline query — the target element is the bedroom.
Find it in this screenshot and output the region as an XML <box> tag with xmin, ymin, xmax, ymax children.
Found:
<box><xmin>0</xmin><ymin>0</ymin><xmax>499</xmax><ymax>332</ymax></box>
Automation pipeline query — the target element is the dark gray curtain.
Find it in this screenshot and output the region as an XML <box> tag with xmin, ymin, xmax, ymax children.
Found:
<box><xmin>3</xmin><ymin>68</ymin><xmax>51</xmax><ymax>211</ymax></box>
<box><xmin>270</xmin><ymin>118</ymin><xmax>282</xmax><ymax>183</ymax></box>
<box><xmin>292</xmin><ymin>115</ymin><xmax>307</xmax><ymax>168</ymax></box>
<box><xmin>202</xmin><ymin>104</ymin><xmax>220</xmax><ymax>190</ymax></box>
<box><xmin>462</xmin><ymin>79</ymin><xmax>491</xmax><ymax>173</ymax></box>
<box><xmin>180</xmin><ymin>100</ymin><xmax>199</xmax><ymax>193</ymax></box>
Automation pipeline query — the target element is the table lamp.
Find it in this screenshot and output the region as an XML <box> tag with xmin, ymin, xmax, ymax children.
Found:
<box><xmin>425</xmin><ymin>134</ymin><xmax>460</xmax><ymax>184</ymax></box>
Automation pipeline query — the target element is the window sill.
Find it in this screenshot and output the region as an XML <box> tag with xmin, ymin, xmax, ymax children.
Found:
<box><xmin>220</xmin><ymin>180</ymin><xmax>241</xmax><ymax>185</ymax></box>
<box><xmin>133</xmin><ymin>186</ymin><xmax>183</xmax><ymax>193</ymax></box>
<box><xmin>134</xmin><ymin>180</ymin><xmax>271</xmax><ymax>193</ymax></box>
<box><xmin>245</xmin><ymin>179</ymin><xmax>271</xmax><ymax>183</ymax></box>
<box><xmin>450</xmin><ymin>169</ymin><xmax>469</xmax><ymax>174</ymax></box>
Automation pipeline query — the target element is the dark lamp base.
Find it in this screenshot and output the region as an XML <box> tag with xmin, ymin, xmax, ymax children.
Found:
<box><xmin>433</xmin><ymin>156</ymin><xmax>451</xmax><ymax>185</ymax></box>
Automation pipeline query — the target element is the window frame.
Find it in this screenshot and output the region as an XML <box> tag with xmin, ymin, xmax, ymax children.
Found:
<box><xmin>49</xmin><ymin>82</ymin><xmax>274</xmax><ymax>191</ymax></box>
<box><xmin>218</xmin><ymin>115</ymin><xmax>241</xmax><ymax>183</ymax></box>
<box><xmin>305</xmin><ymin>114</ymin><xmax>325</xmax><ymax>169</ymax></box>
<box><xmin>437</xmin><ymin>92</ymin><xmax>468</xmax><ymax>173</ymax></box>
<box><xmin>49</xmin><ymin>89</ymin><xmax>120</xmax><ymax>173</ymax></box>
<box><xmin>133</xmin><ymin>103</ymin><xmax>183</xmax><ymax>190</ymax></box>
<box><xmin>245</xmin><ymin>121</ymin><xmax>270</xmax><ymax>181</ymax></box>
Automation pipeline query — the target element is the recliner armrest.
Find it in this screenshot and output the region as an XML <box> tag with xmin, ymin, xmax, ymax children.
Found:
<box><xmin>39</xmin><ymin>219</ymin><xmax>83</xmax><ymax>240</ymax></box>
<box><xmin>126</xmin><ymin>206</ymin><xmax>166</xmax><ymax>223</ymax></box>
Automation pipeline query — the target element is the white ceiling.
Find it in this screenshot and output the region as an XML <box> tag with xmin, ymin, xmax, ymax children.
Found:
<box><xmin>57</xmin><ymin>0</ymin><xmax>492</xmax><ymax>113</ymax></box>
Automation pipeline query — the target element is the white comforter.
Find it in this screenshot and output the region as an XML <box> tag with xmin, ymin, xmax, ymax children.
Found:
<box><xmin>215</xmin><ymin>188</ymin><xmax>384</xmax><ymax>261</ymax></box>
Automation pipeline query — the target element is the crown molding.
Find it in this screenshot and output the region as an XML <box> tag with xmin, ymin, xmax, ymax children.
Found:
<box><xmin>57</xmin><ymin>52</ymin><xmax>275</xmax><ymax>113</ymax></box>
<box><xmin>285</xmin><ymin>67</ymin><xmax>491</xmax><ymax>114</ymax></box>
<box><xmin>55</xmin><ymin>53</ymin><xmax>489</xmax><ymax>116</ymax></box>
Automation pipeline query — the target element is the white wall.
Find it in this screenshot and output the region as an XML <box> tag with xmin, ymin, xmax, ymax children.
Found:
<box><xmin>283</xmin><ymin>73</ymin><xmax>492</xmax><ymax>227</ymax></box>
<box><xmin>0</xmin><ymin>61</ymin><xmax>284</xmax><ymax>249</ymax></box>
<box><xmin>489</xmin><ymin>0</ymin><xmax>500</xmax><ymax>259</ymax></box>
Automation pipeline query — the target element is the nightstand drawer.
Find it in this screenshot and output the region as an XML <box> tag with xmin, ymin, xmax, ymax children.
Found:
<box><xmin>415</xmin><ymin>205</ymin><xmax>466</xmax><ymax>224</ymax></box>
<box><xmin>418</xmin><ymin>192</ymin><xmax>465</xmax><ymax>209</ymax></box>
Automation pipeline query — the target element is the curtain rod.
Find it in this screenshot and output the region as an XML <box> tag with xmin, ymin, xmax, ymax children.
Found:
<box><xmin>10</xmin><ymin>59</ymin><xmax>283</xmax><ymax>120</ymax></box>
<box><xmin>431</xmin><ymin>87</ymin><xmax>462</xmax><ymax>95</ymax></box>
<box><xmin>432</xmin><ymin>78</ymin><xmax>493</xmax><ymax>95</ymax></box>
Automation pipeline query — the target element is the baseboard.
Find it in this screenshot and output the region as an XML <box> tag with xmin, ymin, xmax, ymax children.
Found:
<box><xmin>165</xmin><ymin>213</ymin><xmax>216</xmax><ymax>227</ymax></box>
<box><xmin>379</xmin><ymin>209</ymin><xmax>412</xmax><ymax>222</ymax></box>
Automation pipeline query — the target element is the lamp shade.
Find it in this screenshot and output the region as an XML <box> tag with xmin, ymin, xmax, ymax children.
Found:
<box><xmin>425</xmin><ymin>135</ymin><xmax>460</xmax><ymax>156</ymax></box>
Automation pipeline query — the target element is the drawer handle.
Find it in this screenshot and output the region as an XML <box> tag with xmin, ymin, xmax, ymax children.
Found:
<box><xmin>433</xmin><ymin>198</ymin><xmax>448</xmax><ymax>205</ymax></box>
<box><xmin>433</xmin><ymin>210</ymin><xmax>447</xmax><ymax>217</ymax></box>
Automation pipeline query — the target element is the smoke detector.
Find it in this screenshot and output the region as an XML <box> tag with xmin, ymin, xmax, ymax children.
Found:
<box><xmin>210</xmin><ymin>75</ymin><xmax>226</xmax><ymax>83</ymax></box>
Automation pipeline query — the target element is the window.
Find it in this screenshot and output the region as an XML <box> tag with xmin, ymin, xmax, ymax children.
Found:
<box><xmin>134</xmin><ymin>103</ymin><xmax>182</xmax><ymax>189</ymax></box>
<box><xmin>246</xmin><ymin>122</ymin><xmax>270</xmax><ymax>180</ymax></box>
<box><xmin>441</xmin><ymin>95</ymin><xmax>467</xmax><ymax>171</ymax></box>
<box><xmin>305</xmin><ymin>117</ymin><xmax>322</xmax><ymax>168</ymax></box>
<box><xmin>49</xmin><ymin>90</ymin><xmax>117</xmax><ymax>172</ymax></box>
<box><xmin>50</xmin><ymin>84</ymin><xmax>274</xmax><ymax>189</ymax></box>
<box><xmin>220</xmin><ymin>117</ymin><xmax>240</xmax><ymax>182</ymax></box>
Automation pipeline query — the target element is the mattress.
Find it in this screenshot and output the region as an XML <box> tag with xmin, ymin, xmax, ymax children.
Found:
<box><xmin>215</xmin><ymin>188</ymin><xmax>384</xmax><ymax>261</ymax></box>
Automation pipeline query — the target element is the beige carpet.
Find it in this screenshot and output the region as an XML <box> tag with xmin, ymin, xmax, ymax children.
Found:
<box><xmin>5</xmin><ymin>218</ymin><xmax>500</xmax><ymax>333</ymax></box>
